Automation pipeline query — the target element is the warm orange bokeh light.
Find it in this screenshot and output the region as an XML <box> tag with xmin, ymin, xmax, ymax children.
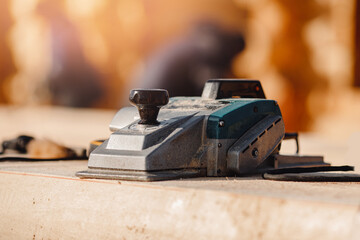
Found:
<box><xmin>0</xmin><ymin>0</ymin><xmax>359</xmax><ymax>137</ymax></box>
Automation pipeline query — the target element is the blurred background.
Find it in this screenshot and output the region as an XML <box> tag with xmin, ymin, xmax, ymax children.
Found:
<box><xmin>0</xmin><ymin>0</ymin><xmax>359</xmax><ymax>138</ymax></box>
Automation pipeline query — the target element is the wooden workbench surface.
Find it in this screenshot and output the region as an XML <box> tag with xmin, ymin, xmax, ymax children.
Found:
<box><xmin>0</xmin><ymin>106</ymin><xmax>359</xmax><ymax>240</ymax></box>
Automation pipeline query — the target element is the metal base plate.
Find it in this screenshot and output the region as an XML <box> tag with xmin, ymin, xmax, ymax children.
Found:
<box><xmin>274</xmin><ymin>154</ymin><xmax>329</xmax><ymax>168</ymax></box>
<box><xmin>76</xmin><ymin>168</ymin><xmax>205</xmax><ymax>181</ymax></box>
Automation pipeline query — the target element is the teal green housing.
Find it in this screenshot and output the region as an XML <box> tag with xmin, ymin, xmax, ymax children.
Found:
<box><xmin>206</xmin><ymin>99</ymin><xmax>282</xmax><ymax>139</ymax></box>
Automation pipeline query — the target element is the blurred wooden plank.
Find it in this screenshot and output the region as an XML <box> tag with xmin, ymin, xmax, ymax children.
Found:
<box><xmin>0</xmin><ymin>105</ymin><xmax>115</xmax><ymax>146</ymax></box>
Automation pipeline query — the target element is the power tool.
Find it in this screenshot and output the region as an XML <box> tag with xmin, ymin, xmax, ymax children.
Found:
<box><xmin>76</xmin><ymin>79</ymin><xmax>329</xmax><ymax>181</ymax></box>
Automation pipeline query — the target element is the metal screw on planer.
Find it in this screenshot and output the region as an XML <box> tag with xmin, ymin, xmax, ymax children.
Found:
<box><xmin>219</xmin><ymin>121</ymin><xmax>225</xmax><ymax>127</ymax></box>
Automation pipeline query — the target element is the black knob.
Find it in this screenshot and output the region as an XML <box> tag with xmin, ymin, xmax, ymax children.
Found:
<box><xmin>129</xmin><ymin>89</ymin><xmax>169</xmax><ymax>125</ymax></box>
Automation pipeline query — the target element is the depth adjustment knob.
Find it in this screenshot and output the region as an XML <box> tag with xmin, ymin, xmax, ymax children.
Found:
<box><xmin>129</xmin><ymin>89</ymin><xmax>169</xmax><ymax>125</ymax></box>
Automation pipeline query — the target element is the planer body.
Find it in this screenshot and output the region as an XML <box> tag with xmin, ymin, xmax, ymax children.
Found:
<box><xmin>76</xmin><ymin>79</ymin><xmax>327</xmax><ymax>181</ymax></box>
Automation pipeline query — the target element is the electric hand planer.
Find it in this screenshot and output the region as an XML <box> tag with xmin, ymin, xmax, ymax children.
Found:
<box><xmin>76</xmin><ymin>79</ymin><xmax>329</xmax><ymax>181</ymax></box>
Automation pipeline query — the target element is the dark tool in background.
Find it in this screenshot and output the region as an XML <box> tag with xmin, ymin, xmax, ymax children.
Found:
<box><xmin>136</xmin><ymin>22</ymin><xmax>245</xmax><ymax>98</ymax></box>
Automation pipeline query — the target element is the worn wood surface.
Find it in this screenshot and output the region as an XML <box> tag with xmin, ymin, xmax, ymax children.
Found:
<box><xmin>0</xmin><ymin>106</ymin><xmax>360</xmax><ymax>239</ymax></box>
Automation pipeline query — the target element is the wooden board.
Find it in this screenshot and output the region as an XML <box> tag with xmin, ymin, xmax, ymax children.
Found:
<box><xmin>1</xmin><ymin>106</ymin><xmax>360</xmax><ymax>239</ymax></box>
